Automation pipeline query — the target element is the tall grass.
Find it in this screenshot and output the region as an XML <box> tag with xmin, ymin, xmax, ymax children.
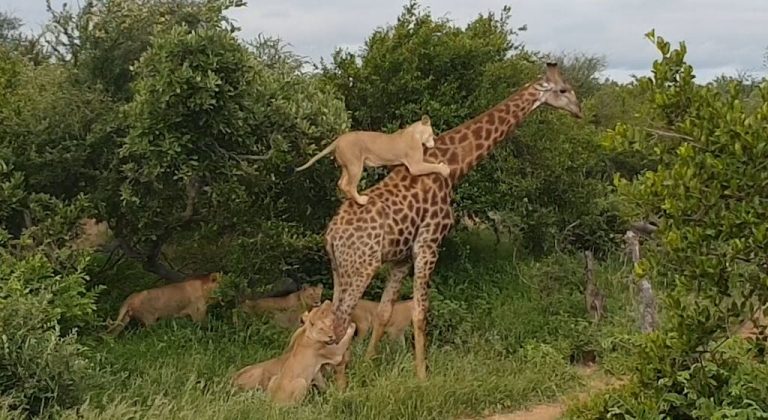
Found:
<box><xmin>22</xmin><ymin>232</ymin><xmax>637</xmax><ymax>419</ymax></box>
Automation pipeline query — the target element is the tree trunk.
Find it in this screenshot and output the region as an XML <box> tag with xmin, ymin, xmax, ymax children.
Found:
<box><xmin>639</xmin><ymin>280</ymin><xmax>659</xmax><ymax>333</ymax></box>
<box><xmin>623</xmin><ymin>230</ymin><xmax>658</xmax><ymax>333</ymax></box>
<box><xmin>114</xmin><ymin>238</ymin><xmax>187</xmax><ymax>282</ymax></box>
<box><xmin>584</xmin><ymin>250</ymin><xmax>605</xmax><ymax>322</ymax></box>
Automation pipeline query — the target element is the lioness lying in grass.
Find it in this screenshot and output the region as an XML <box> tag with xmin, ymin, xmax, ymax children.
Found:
<box><xmin>231</xmin><ymin>301</ymin><xmax>356</xmax><ymax>405</ymax></box>
<box><xmin>236</xmin><ymin>284</ymin><xmax>323</xmax><ymax>328</ymax></box>
<box><xmin>295</xmin><ymin>115</ymin><xmax>450</xmax><ymax>206</ymax></box>
<box><xmin>106</xmin><ymin>273</ymin><xmax>221</xmax><ymax>336</ymax></box>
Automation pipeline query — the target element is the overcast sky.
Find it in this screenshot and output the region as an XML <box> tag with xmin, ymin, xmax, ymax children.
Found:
<box><xmin>3</xmin><ymin>0</ymin><xmax>767</xmax><ymax>82</ymax></box>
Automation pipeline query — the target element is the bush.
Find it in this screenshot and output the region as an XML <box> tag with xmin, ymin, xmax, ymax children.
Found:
<box><xmin>577</xmin><ymin>31</ymin><xmax>768</xmax><ymax>418</ymax></box>
<box><xmin>322</xmin><ymin>1</ymin><xmax>622</xmax><ymax>256</ymax></box>
<box><xmin>0</xmin><ymin>251</ymin><xmax>97</xmax><ymax>416</ymax></box>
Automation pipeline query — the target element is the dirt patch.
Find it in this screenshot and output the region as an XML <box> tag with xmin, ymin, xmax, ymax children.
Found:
<box><xmin>472</xmin><ymin>365</ymin><xmax>625</xmax><ymax>420</ymax></box>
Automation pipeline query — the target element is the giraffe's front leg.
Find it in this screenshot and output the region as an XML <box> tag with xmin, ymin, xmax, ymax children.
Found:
<box><xmin>366</xmin><ymin>260</ymin><xmax>411</xmax><ymax>359</ymax></box>
<box><xmin>412</xmin><ymin>241</ymin><xmax>439</xmax><ymax>380</ymax></box>
<box><xmin>331</xmin><ymin>260</ymin><xmax>382</xmax><ymax>390</ymax></box>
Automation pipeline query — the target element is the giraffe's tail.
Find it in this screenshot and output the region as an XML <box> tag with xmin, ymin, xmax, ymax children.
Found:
<box><xmin>295</xmin><ymin>139</ymin><xmax>338</xmax><ymax>172</ymax></box>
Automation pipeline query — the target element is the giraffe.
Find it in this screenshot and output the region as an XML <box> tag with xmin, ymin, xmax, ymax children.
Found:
<box><xmin>324</xmin><ymin>63</ymin><xmax>583</xmax><ymax>385</ymax></box>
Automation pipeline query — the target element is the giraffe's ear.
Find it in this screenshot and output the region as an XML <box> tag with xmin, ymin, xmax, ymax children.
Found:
<box><xmin>534</xmin><ymin>81</ymin><xmax>552</xmax><ymax>92</ymax></box>
<box><xmin>421</xmin><ymin>115</ymin><xmax>431</xmax><ymax>125</ymax></box>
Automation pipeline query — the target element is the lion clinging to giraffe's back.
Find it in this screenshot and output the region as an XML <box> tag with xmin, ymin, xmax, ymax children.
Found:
<box><xmin>295</xmin><ymin>115</ymin><xmax>450</xmax><ymax>205</ymax></box>
<box><xmin>323</xmin><ymin>63</ymin><xmax>584</xmax><ymax>386</ymax></box>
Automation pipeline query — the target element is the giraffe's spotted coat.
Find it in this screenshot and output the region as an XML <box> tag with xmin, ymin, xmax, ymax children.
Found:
<box><xmin>324</xmin><ymin>69</ymin><xmax>582</xmax><ymax>383</ymax></box>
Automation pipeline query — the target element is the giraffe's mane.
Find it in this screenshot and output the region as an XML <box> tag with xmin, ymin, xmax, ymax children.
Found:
<box><xmin>433</xmin><ymin>81</ymin><xmax>536</xmax><ymax>148</ymax></box>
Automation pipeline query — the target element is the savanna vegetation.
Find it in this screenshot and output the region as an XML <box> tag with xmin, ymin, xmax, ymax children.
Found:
<box><xmin>1</xmin><ymin>0</ymin><xmax>766</xmax><ymax>418</ymax></box>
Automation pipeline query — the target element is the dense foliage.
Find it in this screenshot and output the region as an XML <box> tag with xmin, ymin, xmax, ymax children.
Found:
<box><xmin>2</xmin><ymin>0</ymin><xmax>766</xmax><ymax>417</ymax></box>
<box><xmin>322</xmin><ymin>1</ymin><xmax>622</xmax><ymax>254</ymax></box>
<box><xmin>571</xmin><ymin>32</ymin><xmax>768</xmax><ymax>418</ymax></box>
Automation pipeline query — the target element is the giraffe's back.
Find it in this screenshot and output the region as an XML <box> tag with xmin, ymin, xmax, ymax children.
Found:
<box><xmin>325</xmin><ymin>168</ymin><xmax>454</xmax><ymax>264</ymax></box>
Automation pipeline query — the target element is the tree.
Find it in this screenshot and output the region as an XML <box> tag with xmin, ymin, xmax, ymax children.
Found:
<box><xmin>586</xmin><ymin>31</ymin><xmax>768</xmax><ymax>417</ymax></box>
<box><xmin>322</xmin><ymin>1</ymin><xmax>621</xmax><ymax>254</ymax></box>
<box><xmin>322</xmin><ymin>0</ymin><xmax>533</xmax><ymax>133</ymax></box>
<box><xmin>0</xmin><ymin>11</ymin><xmax>47</xmax><ymax>64</ymax></box>
<box><xmin>1</xmin><ymin>0</ymin><xmax>349</xmax><ymax>285</ymax></box>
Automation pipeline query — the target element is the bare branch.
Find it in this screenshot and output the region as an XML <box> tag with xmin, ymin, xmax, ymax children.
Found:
<box><xmin>116</xmin><ymin>238</ymin><xmax>186</xmax><ymax>282</ymax></box>
<box><xmin>237</xmin><ymin>149</ymin><xmax>275</xmax><ymax>161</ymax></box>
<box><xmin>208</xmin><ymin>137</ymin><xmax>278</xmax><ymax>171</ymax></box>
<box><xmin>584</xmin><ymin>250</ymin><xmax>605</xmax><ymax>323</ymax></box>
<box><xmin>643</xmin><ymin>127</ymin><xmax>694</xmax><ymax>141</ymax></box>
<box><xmin>639</xmin><ymin>280</ymin><xmax>659</xmax><ymax>333</ymax></box>
<box><xmin>22</xmin><ymin>209</ymin><xmax>32</xmax><ymax>229</ymax></box>
<box><xmin>630</xmin><ymin>221</ymin><xmax>658</xmax><ymax>236</ymax></box>
<box><xmin>181</xmin><ymin>176</ymin><xmax>199</xmax><ymax>222</ymax></box>
<box><xmin>643</xmin><ymin>127</ymin><xmax>705</xmax><ymax>149</ymax></box>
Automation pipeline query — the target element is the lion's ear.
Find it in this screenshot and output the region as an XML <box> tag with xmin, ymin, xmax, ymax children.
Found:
<box><xmin>210</xmin><ymin>272</ymin><xmax>221</xmax><ymax>282</ymax></box>
<box><xmin>301</xmin><ymin>283</ymin><xmax>309</xmax><ymax>290</ymax></box>
<box><xmin>421</xmin><ymin>114</ymin><xmax>430</xmax><ymax>125</ymax></box>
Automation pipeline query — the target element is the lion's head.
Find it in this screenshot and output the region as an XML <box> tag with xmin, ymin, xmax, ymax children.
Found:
<box><xmin>300</xmin><ymin>300</ymin><xmax>336</xmax><ymax>344</ymax></box>
<box><xmin>201</xmin><ymin>272</ymin><xmax>221</xmax><ymax>290</ymax></box>
<box><xmin>404</xmin><ymin>114</ymin><xmax>436</xmax><ymax>148</ymax></box>
<box><xmin>298</xmin><ymin>284</ymin><xmax>323</xmax><ymax>308</ymax></box>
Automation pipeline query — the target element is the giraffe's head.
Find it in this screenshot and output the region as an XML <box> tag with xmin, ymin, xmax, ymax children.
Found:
<box><xmin>533</xmin><ymin>62</ymin><xmax>583</xmax><ymax>119</ymax></box>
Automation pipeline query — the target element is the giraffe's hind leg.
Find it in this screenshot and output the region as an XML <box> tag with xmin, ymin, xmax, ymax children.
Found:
<box><xmin>411</xmin><ymin>233</ymin><xmax>441</xmax><ymax>380</ymax></box>
<box><xmin>366</xmin><ymin>260</ymin><xmax>411</xmax><ymax>359</ymax></box>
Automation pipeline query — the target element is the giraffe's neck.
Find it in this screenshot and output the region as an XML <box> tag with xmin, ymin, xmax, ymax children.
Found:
<box><xmin>425</xmin><ymin>83</ymin><xmax>543</xmax><ymax>184</ymax></box>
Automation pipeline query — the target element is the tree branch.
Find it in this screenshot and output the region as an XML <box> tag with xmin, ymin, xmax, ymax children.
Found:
<box><xmin>208</xmin><ymin>138</ymin><xmax>278</xmax><ymax>172</ymax></box>
<box><xmin>181</xmin><ymin>176</ymin><xmax>199</xmax><ymax>222</ymax></box>
<box><xmin>630</xmin><ymin>221</ymin><xmax>658</xmax><ymax>236</ymax></box>
<box><xmin>115</xmin><ymin>238</ymin><xmax>186</xmax><ymax>282</ymax></box>
<box><xmin>643</xmin><ymin>127</ymin><xmax>705</xmax><ymax>149</ymax></box>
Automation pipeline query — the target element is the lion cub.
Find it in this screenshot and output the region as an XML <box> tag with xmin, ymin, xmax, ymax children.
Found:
<box><xmin>106</xmin><ymin>273</ymin><xmax>221</xmax><ymax>336</ymax></box>
<box><xmin>232</xmin><ymin>301</ymin><xmax>356</xmax><ymax>406</ymax></box>
<box><xmin>295</xmin><ymin>115</ymin><xmax>450</xmax><ymax>205</ymax></box>
<box><xmin>351</xmin><ymin>299</ymin><xmax>414</xmax><ymax>344</ymax></box>
<box><xmin>238</xmin><ymin>284</ymin><xmax>323</xmax><ymax>328</ymax></box>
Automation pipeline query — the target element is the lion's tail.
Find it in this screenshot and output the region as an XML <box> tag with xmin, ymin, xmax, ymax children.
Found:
<box><xmin>106</xmin><ymin>300</ymin><xmax>132</xmax><ymax>337</ymax></box>
<box><xmin>294</xmin><ymin>139</ymin><xmax>338</xmax><ymax>172</ymax></box>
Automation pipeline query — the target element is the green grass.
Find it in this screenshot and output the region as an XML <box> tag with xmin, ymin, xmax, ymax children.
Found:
<box><xmin>35</xmin><ymin>232</ymin><xmax>637</xmax><ymax>420</ymax></box>
<box><xmin>65</xmin><ymin>323</ymin><xmax>582</xmax><ymax>420</ymax></box>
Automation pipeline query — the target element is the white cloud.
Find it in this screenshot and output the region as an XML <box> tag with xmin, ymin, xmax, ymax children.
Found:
<box><xmin>3</xmin><ymin>0</ymin><xmax>767</xmax><ymax>81</ymax></box>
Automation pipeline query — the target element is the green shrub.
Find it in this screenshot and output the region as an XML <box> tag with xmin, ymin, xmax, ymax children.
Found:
<box><xmin>0</xmin><ymin>252</ymin><xmax>97</xmax><ymax>415</ymax></box>
<box><xmin>577</xmin><ymin>30</ymin><xmax>768</xmax><ymax>418</ymax></box>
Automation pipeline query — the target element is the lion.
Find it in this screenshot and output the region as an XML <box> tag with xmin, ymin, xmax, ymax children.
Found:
<box><xmin>237</xmin><ymin>284</ymin><xmax>323</xmax><ymax>328</ymax></box>
<box><xmin>351</xmin><ymin>298</ymin><xmax>414</xmax><ymax>344</ymax></box>
<box><xmin>232</xmin><ymin>301</ymin><xmax>356</xmax><ymax>406</ymax></box>
<box><xmin>294</xmin><ymin>115</ymin><xmax>450</xmax><ymax>206</ymax></box>
<box><xmin>106</xmin><ymin>272</ymin><xmax>221</xmax><ymax>336</ymax></box>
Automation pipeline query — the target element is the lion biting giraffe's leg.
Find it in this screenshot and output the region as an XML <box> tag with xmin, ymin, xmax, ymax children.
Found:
<box><xmin>323</xmin><ymin>63</ymin><xmax>584</xmax><ymax>385</ymax></box>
